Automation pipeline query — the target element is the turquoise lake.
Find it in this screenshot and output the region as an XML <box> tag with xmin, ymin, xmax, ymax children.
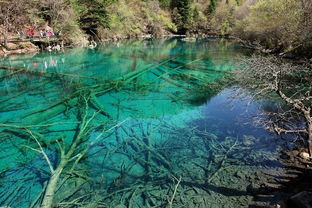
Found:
<box><xmin>0</xmin><ymin>38</ymin><xmax>287</xmax><ymax>207</ymax></box>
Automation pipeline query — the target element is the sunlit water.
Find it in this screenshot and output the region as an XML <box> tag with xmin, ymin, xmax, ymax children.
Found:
<box><xmin>0</xmin><ymin>38</ymin><xmax>286</xmax><ymax>208</ymax></box>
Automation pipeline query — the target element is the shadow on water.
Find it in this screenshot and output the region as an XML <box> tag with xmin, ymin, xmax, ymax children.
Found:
<box><xmin>245</xmin><ymin>157</ymin><xmax>312</xmax><ymax>208</ymax></box>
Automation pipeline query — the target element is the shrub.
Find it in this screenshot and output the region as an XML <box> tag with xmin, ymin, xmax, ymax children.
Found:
<box><xmin>210</xmin><ymin>0</ymin><xmax>238</xmax><ymax>34</ymax></box>
<box><xmin>236</xmin><ymin>0</ymin><xmax>304</xmax><ymax>52</ymax></box>
<box><xmin>100</xmin><ymin>0</ymin><xmax>176</xmax><ymax>39</ymax></box>
<box><xmin>171</xmin><ymin>0</ymin><xmax>192</xmax><ymax>34</ymax></box>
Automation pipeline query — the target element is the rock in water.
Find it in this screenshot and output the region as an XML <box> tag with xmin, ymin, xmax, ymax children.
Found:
<box><xmin>299</xmin><ymin>152</ymin><xmax>310</xmax><ymax>160</ymax></box>
<box><xmin>288</xmin><ymin>191</ymin><xmax>312</xmax><ymax>208</ymax></box>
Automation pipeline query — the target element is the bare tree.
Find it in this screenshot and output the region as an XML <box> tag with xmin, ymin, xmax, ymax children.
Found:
<box><xmin>0</xmin><ymin>0</ymin><xmax>31</xmax><ymax>45</ymax></box>
<box><xmin>235</xmin><ymin>56</ymin><xmax>312</xmax><ymax>156</ymax></box>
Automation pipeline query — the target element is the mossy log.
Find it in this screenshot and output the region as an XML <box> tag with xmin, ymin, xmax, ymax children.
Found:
<box><xmin>24</xmin><ymin>97</ymin><xmax>79</xmax><ymax>125</ymax></box>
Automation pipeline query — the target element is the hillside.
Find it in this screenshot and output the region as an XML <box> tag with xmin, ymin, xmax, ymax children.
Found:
<box><xmin>0</xmin><ymin>0</ymin><xmax>311</xmax><ymax>57</ymax></box>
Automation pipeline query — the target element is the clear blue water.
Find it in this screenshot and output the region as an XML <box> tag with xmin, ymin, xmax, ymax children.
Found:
<box><xmin>0</xmin><ymin>38</ymin><xmax>286</xmax><ymax>208</ymax></box>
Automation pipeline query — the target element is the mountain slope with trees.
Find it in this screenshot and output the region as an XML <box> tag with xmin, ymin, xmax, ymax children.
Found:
<box><xmin>0</xmin><ymin>0</ymin><xmax>311</xmax><ymax>57</ymax></box>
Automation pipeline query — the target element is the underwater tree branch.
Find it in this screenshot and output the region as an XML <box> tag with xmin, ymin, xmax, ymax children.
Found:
<box><xmin>168</xmin><ymin>176</ymin><xmax>182</xmax><ymax>208</ymax></box>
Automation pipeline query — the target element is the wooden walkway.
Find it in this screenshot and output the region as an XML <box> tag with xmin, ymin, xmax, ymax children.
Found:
<box><xmin>0</xmin><ymin>36</ymin><xmax>63</xmax><ymax>44</ymax></box>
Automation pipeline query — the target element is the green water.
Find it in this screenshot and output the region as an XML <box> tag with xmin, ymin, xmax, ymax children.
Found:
<box><xmin>0</xmin><ymin>38</ymin><xmax>285</xmax><ymax>207</ymax></box>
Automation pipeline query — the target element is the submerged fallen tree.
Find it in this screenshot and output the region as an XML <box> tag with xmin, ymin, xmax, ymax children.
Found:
<box><xmin>0</xmin><ymin>54</ymin><xmax>237</xmax><ymax>208</ymax></box>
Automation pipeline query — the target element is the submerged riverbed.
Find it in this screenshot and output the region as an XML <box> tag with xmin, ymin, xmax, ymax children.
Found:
<box><xmin>0</xmin><ymin>38</ymin><xmax>289</xmax><ymax>207</ymax></box>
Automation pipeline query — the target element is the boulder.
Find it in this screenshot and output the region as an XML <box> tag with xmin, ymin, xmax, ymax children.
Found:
<box><xmin>299</xmin><ymin>152</ymin><xmax>310</xmax><ymax>160</ymax></box>
<box><xmin>5</xmin><ymin>43</ymin><xmax>19</xmax><ymax>50</ymax></box>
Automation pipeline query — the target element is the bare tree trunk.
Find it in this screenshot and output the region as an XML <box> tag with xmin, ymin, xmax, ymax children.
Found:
<box><xmin>278</xmin><ymin>89</ymin><xmax>312</xmax><ymax>156</ymax></box>
<box><xmin>307</xmin><ymin>121</ymin><xmax>312</xmax><ymax>156</ymax></box>
<box><xmin>4</xmin><ymin>15</ymin><xmax>9</xmax><ymax>47</ymax></box>
<box><xmin>40</xmin><ymin>103</ymin><xmax>89</xmax><ymax>208</ymax></box>
<box><xmin>40</xmin><ymin>160</ymin><xmax>67</xmax><ymax>208</ymax></box>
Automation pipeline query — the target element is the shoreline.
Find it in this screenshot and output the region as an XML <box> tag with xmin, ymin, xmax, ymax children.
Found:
<box><xmin>0</xmin><ymin>33</ymin><xmax>234</xmax><ymax>57</ymax></box>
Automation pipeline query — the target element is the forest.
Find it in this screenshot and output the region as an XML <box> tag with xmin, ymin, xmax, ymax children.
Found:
<box><xmin>0</xmin><ymin>0</ymin><xmax>311</xmax><ymax>57</ymax></box>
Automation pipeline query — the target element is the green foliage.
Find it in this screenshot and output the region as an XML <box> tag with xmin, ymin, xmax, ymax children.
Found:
<box><xmin>186</xmin><ymin>4</ymin><xmax>210</xmax><ymax>35</ymax></box>
<box><xmin>159</xmin><ymin>0</ymin><xmax>171</xmax><ymax>8</ymax></box>
<box><xmin>26</xmin><ymin>8</ymin><xmax>45</xmax><ymax>25</ymax></box>
<box><xmin>29</xmin><ymin>0</ymin><xmax>86</xmax><ymax>44</ymax></box>
<box><xmin>100</xmin><ymin>0</ymin><xmax>176</xmax><ymax>39</ymax></box>
<box><xmin>193</xmin><ymin>7</ymin><xmax>199</xmax><ymax>21</ymax></box>
<box><xmin>206</xmin><ymin>0</ymin><xmax>218</xmax><ymax>14</ymax></box>
<box><xmin>246</xmin><ymin>0</ymin><xmax>302</xmax><ymax>34</ymax></box>
<box><xmin>3</xmin><ymin>0</ymin><xmax>309</xmax><ymax>53</ymax></box>
<box><xmin>74</xmin><ymin>0</ymin><xmax>113</xmax><ymax>31</ymax></box>
<box><xmin>210</xmin><ymin>0</ymin><xmax>236</xmax><ymax>34</ymax></box>
<box><xmin>171</xmin><ymin>0</ymin><xmax>192</xmax><ymax>33</ymax></box>
<box><xmin>240</xmin><ymin>0</ymin><xmax>304</xmax><ymax>51</ymax></box>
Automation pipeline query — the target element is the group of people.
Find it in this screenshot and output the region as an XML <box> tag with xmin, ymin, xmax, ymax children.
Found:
<box><xmin>18</xmin><ymin>28</ymin><xmax>59</xmax><ymax>39</ymax></box>
<box><xmin>26</xmin><ymin>29</ymin><xmax>35</xmax><ymax>37</ymax></box>
<box><xmin>39</xmin><ymin>30</ymin><xmax>54</xmax><ymax>38</ymax></box>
